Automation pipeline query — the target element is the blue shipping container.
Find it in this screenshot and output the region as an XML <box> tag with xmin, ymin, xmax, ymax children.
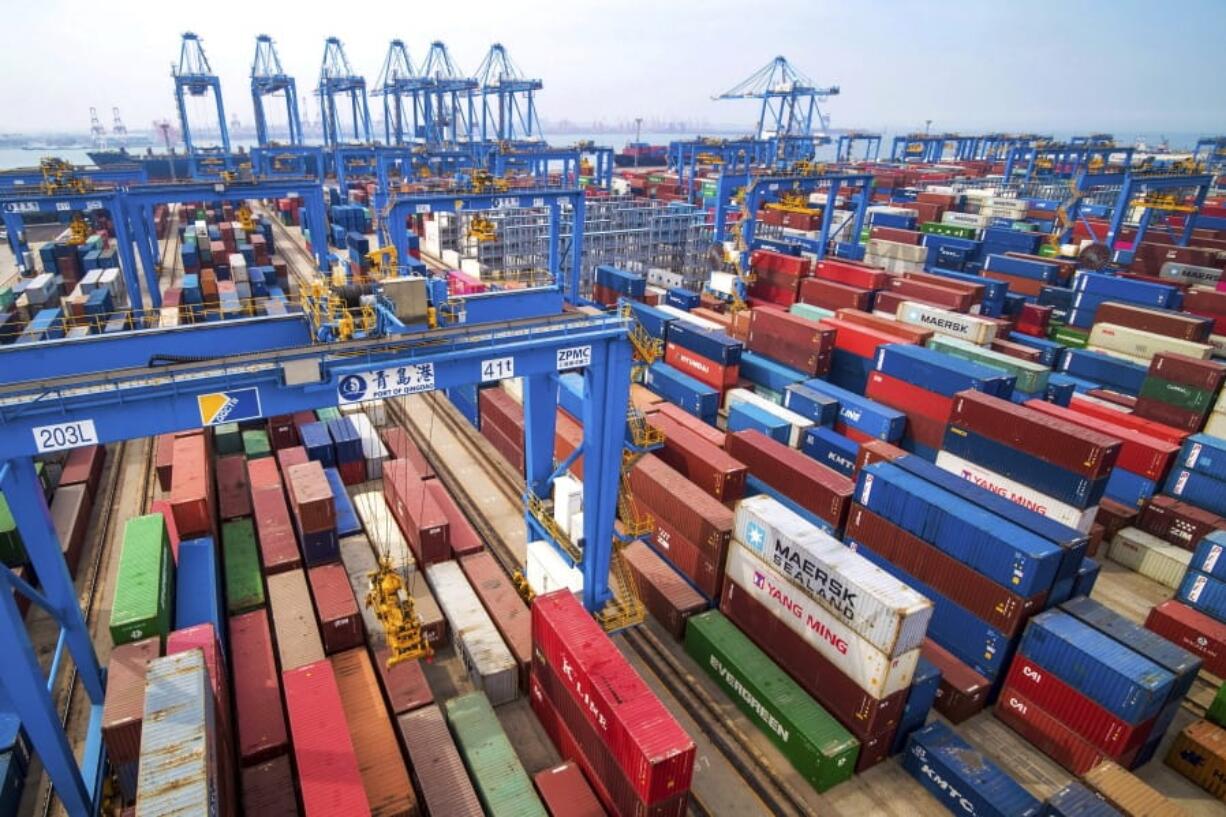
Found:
<box><xmin>298</xmin><ymin>421</ymin><xmax>335</xmax><ymax>468</ymax></box>
<box><xmin>1072</xmin><ymin>558</ymin><xmax>1100</xmax><ymax>599</ymax></box>
<box><xmin>1179</xmin><ymin>434</ymin><xmax>1226</xmax><ymax>482</ymax></box>
<box><xmin>175</xmin><ymin>536</ymin><xmax>224</xmax><ymax>648</ymax></box>
<box><xmin>1190</xmin><ymin>531</ymin><xmax>1226</xmax><ymax>582</ymax></box>
<box><xmin>325</xmin><ymin>417</ymin><xmax>363</xmax><ymax>464</ymax></box>
<box><xmin>890</xmin><ymin>656</ymin><xmax>941</xmax><ymax>755</ymax></box>
<box><xmin>800</xmin><ymin>426</ymin><xmax>858</xmax><ymax>477</ymax></box>
<box><xmin>323</xmin><ymin>467</ymin><xmax>362</xmax><ymax>538</ymax></box>
<box><xmin>666</xmin><ymin>287</ymin><xmax>701</xmax><ymax>311</ymax></box>
<box><xmin>739</xmin><ymin>351</ymin><xmax>807</xmax><ymax>393</ymax></box>
<box><xmin>666</xmin><ymin>321</ymin><xmax>742</xmax><ymax>366</ymax></box>
<box><xmin>644</xmin><ymin>362</ymin><xmax>719</xmax><ymax>423</ymax></box>
<box><xmin>780</xmin><ymin>383</ymin><xmax>839</xmax><ymax>426</ymax></box>
<box><xmin>904</xmin><ymin>722</ymin><xmax>1042</xmax><ymax>817</ymax></box>
<box><xmin>798</xmin><ymin>378</ymin><xmax>906</xmax><ymax>441</ymax></box>
<box><xmin>1040</xmin><ymin>782</ymin><xmax>1121</xmax><ymax>817</ymax></box>
<box><xmin>727</xmin><ymin>402</ymin><xmax>791</xmax><ymax>444</ymax></box>
<box><xmin>874</xmin><ymin>344</ymin><xmax>1015</xmax><ymax>399</ymax></box>
<box><xmin>1164</xmin><ymin>468</ymin><xmax>1226</xmax><ymax>516</ymax></box>
<box><xmin>941</xmin><ymin>426</ymin><xmax>1107</xmax><ymax>509</ymax></box>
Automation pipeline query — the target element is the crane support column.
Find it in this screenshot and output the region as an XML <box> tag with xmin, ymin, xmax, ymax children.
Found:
<box><xmin>522</xmin><ymin>373</ymin><xmax>559</xmax><ymax>501</ymax></box>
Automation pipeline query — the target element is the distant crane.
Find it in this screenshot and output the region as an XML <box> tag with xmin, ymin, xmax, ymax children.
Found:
<box><xmin>715</xmin><ymin>56</ymin><xmax>839</xmax><ymax>140</ymax></box>
<box><xmin>317</xmin><ymin>36</ymin><xmax>372</xmax><ymax>148</ymax></box>
<box><xmin>473</xmin><ymin>43</ymin><xmax>543</xmax><ymax>143</ymax></box>
<box><xmin>251</xmin><ymin>34</ymin><xmax>303</xmax><ymax>146</ymax></box>
<box><xmin>111</xmin><ymin>107</ymin><xmax>128</xmax><ymax>147</ymax></box>
<box><xmin>418</xmin><ymin>41</ymin><xmax>477</xmax><ymax>146</ymax></box>
<box><xmin>374</xmin><ymin>39</ymin><xmax>426</xmax><ymax>145</ymax></box>
<box><xmin>172</xmin><ymin>32</ymin><xmax>231</xmax><ymax>154</ymax></box>
<box><xmin>89</xmin><ymin>107</ymin><xmax>106</xmax><ymax>148</ymax></box>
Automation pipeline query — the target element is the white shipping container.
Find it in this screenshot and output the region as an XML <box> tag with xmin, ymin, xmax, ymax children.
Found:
<box><xmin>1109</xmin><ymin>527</ymin><xmax>1191</xmax><ymax>589</ymax></box>
<box><xmin>136</xmin><ymin>651</ymin><xmax>218</xmax><ymax>816</ymax></box>
<box><xmin>1206</xmin><ymin>412</ymin><xmax>1226</xmax><ymax>438</ymax></box>
<box><xmin>526</xmin><ymin>539</ymin><xmax>583</xmax><ymax>597</ymax></box>
<box><xmin>896</xmin><ymin>300</ymin><xmax>997</xmax><ymax>345</ymax></box>
<box><xmin>647</xmin><ymin>268</ymin><xmax>685</xmax><ymax>290</ymax></box>
<box><xmin>338</xmin><ymin>534</ymin><xmax>386</xmax><ymax>648</ymax></box>
<box><xmin>159</xmin><ymin>307</ymin><xmax>180</xmax><ymax>328</ymax></box>
<box><xmin>352</xmin><ymin>490</ymin><xmax>416</xmax><ymax>573</ymax></box>
<box><xmin>80</xmin><ymin>269</ymin><xmax>102</xmax><ymax>293</ymax></box>
<box><xmin>442</xmin><ymin>249</ymin><xmax>461</xmax><ymax>268</ymax></box>
<box><xmin>228</xmin><ymin>253</ymin><xmax>248</xmax><ymax>283</ymax></box>
<box><xmin>866</xmin><ymin>238</ymin><xmax>928</xmax><ymax>264</ymax></box>
<box><xmin>425</xmin><ymin>560</ymin><xmax>518</xmax><ymax>705</ymax></box>
<box><xmin>723</xmin><ymin>388</ymin><xmax>813</xmax><ymax>448</ymax></box>
<box><xmin>552</xmin><ymin>475</ymin><xmax>583</xmax><ymax>536</ymax></box>
<box><xmin>935</xmin><ymin>451</ymin><xmax>1097</xmax><ymax>533</ymax></box>
<box><xmin>502</xmin><ymin>377</ymin><xmax>523</xmax><ymax>403</ymax></box>
<box><xmin>99</xmin><ymin>268</ymin><xmax>122</xmax><ymax>300</ymax></box>
<box><xmin>656</xmin><ymin>304</ymin><xmax>723</xmax><ymax>331</ymax></box>
<box><xmin>724</xmin><ymin>542</ymin><xmax>920</xmax><ymax>698</ymax></box>
<box><xmin>1088</xmin><ymin>323</ymin><xmax>1213</xmax><ymax>362</ymax></box>
<box><xmin>734</xmin><ymin>495</ymin><xmax>933</xmax><ymax>657</ymax></box>
<box><xmin>1207</xmin><ymin>334</ymin><xmax>1226</xmax><ymax>361</ymax></box>
<box><xmin>1159</xmin><ymin>262</ymin><xmax>1222</xmax><ymax>287</ymax></box>
<box><xmin>347</xmin><ymin>412</ymin><xmax>389</xmax><ymax>479</ymax></box>
<box><xmin>708</xmin><ymin>270</ymin><xmax>738</xmax><ymax>296</ymax></box>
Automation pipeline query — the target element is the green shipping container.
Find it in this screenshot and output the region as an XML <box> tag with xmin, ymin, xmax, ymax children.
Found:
<box><xmin>1208</xmin><ymin>683</ymin><xmax>1226</xmax><ymax>728</ymax></box>
<box><xmin>242</xmin><ymin>430</ymin><xmax>272</xmax><ymax>460</ymax></box>
<box><xmin>927</xmin><ymin>335</ymin><xmax>1051</xmax><ymax>393</ymax></box>
<box><xmin>222</xmin><ymin>518</ymin><xmax>264</xmax><ymax>614</ymax></box>
<box><xmin>1050</xmin><ymin>325</ymin><xmax>1089</xmax><ymax>348</ymax></box>
<box><xmin>445</xmin><ymin>692</ymin><xmax>547</xmax><ymax>817</ymax></box>
<box><xmin>0</xmin><ymin>494</ymin><xmax>27</xmax><ymax>567</ymax></box>
<box><xmin>1139</xmin><ymin>376</ymin><xmax>1215</xmax><ymax>414</ymax></box>
<box><xmin>685</xmin><ymin>611</ymin><xmax>859</xmax><ymax>792</ymax></box>
<box><xmin>789</xmin><ymin>302</ymin><xmax>836</xmax><ymax>323</ymax></box>
<box><xmin>920</xmin><ymin>221</ymin><xmax>977</xmax><ymax>240</ymax></box>
<box><xmin>109</xmin><ymin>514</ymin><xmax>174</xmax><ymax>646</ymax></box>
<box><xmin>315</xmin><ymin>407</ymin><xmax>341</xmax><ymax>422</ymax></box>
<box><xmin>213</xmin><ymin>422</ymin><xmax>243</xmax><ymax>456</ymax></box>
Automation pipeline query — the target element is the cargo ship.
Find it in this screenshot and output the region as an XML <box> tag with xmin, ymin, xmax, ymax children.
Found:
<box><xmin>614</xmin><ymin>141</ymin><xmax>668</xmax><ymax>167</ymax></box>
<box><xmin>87</xmin><ymin>147</ymin><xmax>190</xmax><ymax>181</ymax></box>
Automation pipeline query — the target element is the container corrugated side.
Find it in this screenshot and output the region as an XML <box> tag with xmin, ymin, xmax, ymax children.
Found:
<box><xmin>239</xmin><ymin>756</ymin><xmax>297</xmax><ymax>817</ymax></box>
<box><xmin>724</xmin><ymin>542</ymin><xmax>918</xmax><ymax>698</ymax></box>
<box><xmin>338</xmin><ymin>534</ymin><xmax>385</xmax><ymax>648</ymax></box>
<box><xmin>227</xmin><ymin>609</ymin><xmax>288</xmax><ymax>765</ymax></box>
<box><xmin>1108</xmin><ymin>527</ymin><xmax>1191</xmax><ymax>589</ymax></box>
<box><xmin>396</xmin><ymin>705</ymin><xmax>483</xmax><ymax>817</ymax></box>
<box><xmin>266</xmin><ymin>569</ymin><xmax>325</xmax><ymax>671</ymax></box>
<box><xmin>903</xmin><ymin>722</ymin><xmax>1041</xmax><ymax>817</ymax></box>
<box><xmin>685</xmin><ymin>611</ymin><xmax>858</xmax><ymax>791</ymax></box>
<box><xmin>283</xmin><ymin>660</ymin><xmax>371</xmax><ymax>815</ymax></box>
<box><xmin>734</xmin><ymin>494</ymin><xmax>932</xmax><ymax>656</ymax></box>
<box><xmin>221</xmin><ymin>517</ymin><xmax>264</xmax><ymax>614</ymax></box>
<box><xmin>459</xmin><ymin>551</ymin><xmax>531</xmax><ymax>688</ymax></box>
<box><xmin>1083</xmin><ymin>760</ymin><xmax>1184</xmax><ymax>816</ymax></box>
<box><xmin>110</xmin><ymin>514</ymin><xmax>173</xmax><ymax>647</ymax></box>
<box><xmin>102</xmin><ymin>637</ymin><xmax>160</xmax><ymax>799</ymax></box>
<box><xmin>1165</xmin><ymin>720</ymin><xmax>1226</xmax><ymax>799</ymax></box>
<box><xmin>352</xmin><ymin>490</ymin><xmax>417</xmax><ymax>573</ymax></box>
<box><xmin>135</xmin><ymin>651</ymin><xmax>218</xmax><ymax>816</ymax></box>
<box><xmin>531</xmin><ymin>762</ymin><xmax>605</xmax><ymax>817</ymax></box>
<box><xmin>425</xmin><ymin>561</ymin><xmax>518</xmax><ymax>705</ymax></box>
<box><xmin>723</xmin><ymin>388</ymin><xmax>814</xmax><ymax>447</ymax></box>
<box><xmin>444</xmin><ymin>692</ymin><xmax>547</xmax><ymax>817</ymax></box>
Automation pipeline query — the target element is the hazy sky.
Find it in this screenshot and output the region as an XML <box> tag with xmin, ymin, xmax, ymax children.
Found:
<box><xmin>3</xmin><ymin>0</ymin><xmax>1224</xmax><ymax>136</ymax></box>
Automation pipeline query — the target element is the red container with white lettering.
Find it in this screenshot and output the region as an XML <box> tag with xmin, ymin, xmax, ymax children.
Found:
<box><xmin>628</xmin><ymin>454</ymin><xmax>733</xmax><ymax>560</ymax></box>
<box><xmin>1145</xmin><ymin>600</ymin><xmax>1226</xmax><ymax>677</ymax></box>
<box><xmin>994</xmin><ymin>685</ymin><xmax>1126</xmax><ymax>775</ymax></box>
<box><xmin>663</xmin><ymin>342</ymin><xmax>738</xmax><ymax>390</ymax></box>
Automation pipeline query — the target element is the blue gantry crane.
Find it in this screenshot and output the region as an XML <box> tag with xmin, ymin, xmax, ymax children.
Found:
<box><xmin>716</xmin><ymin>56</ymin><xmax>839</xmax><ymax>141</ymax></box>
<box><xmin>317</xmin><ymin>36</ymin><xmax>373</xmax><ymax>148</ymax></box>
<box><xmin>172</xmin><ymin>32</ymin><xmax>231</xmax><ymax>154</ymax></box>
<box><xmin>374</xmin><ymin>39</ymin><xmax>429</xmax><ymax>145</ymax></box>
<box><xmin>418</xmin><ymin>41</ymin><xmax>478</xmax><ymax>146</ymax></box>
<box><xmin>251</xmin><ymin>34</ymin><xmax>303</xmax><ymax>147</ymax></box>
<box><xmin>473</xmin><ymin>43</ymin><xmax>544</xmax><ymax>144</ymax></box>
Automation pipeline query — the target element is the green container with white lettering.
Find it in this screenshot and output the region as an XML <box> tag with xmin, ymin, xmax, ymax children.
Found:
<box><xmin>684</xmin><ymin>611</ymin><xmax>858</xmax><ymax>791</ymax></box>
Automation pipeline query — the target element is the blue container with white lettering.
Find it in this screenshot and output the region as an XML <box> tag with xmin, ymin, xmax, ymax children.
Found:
<box><xmin>942</xmin><ymin>427</ymin><xmax>1107</xmax><ymax>509</ymax></box>
<box><xmin>298</xmin><ymin>421</ymin><xmax>335</xmax><ymax>468</ymax></box>
<box><xmin>1041</xmin><ymin>782</ymin><xmax>1120</xmax><ymax>817</ymax></box>
<box><xmin>1072</xmin><ymin>558</ymin><xmax>1100</xmax><ymax>599</ymax></box>
<box><xmin>739</xmin><ymin>351</ymin><xmax>807</xmax><ymax>393</ymax></box>
<box><xmin>871</xmin><ymin>211</ymin><xmax>916</xmax><ymax>230</ymax></box>
<box><xmin>1073</xmin><ymin>271</ymin><xmax>1179</xmax><ymax>309</ymax></box>
<box><xmin>666</xmin><ymin>287</ymin><xmax>700</xmax><ymax>311</ymax></box>
<box><xmin>175</xmin><ymin>536</ymin><xmax>225</xmax><ymax>651</ymax></box>
<box><xmin>890</xmin><ymin>655</ymin><xmax>941</xmax><ymax>756</ymax></box>
<box><xmin>798</xmin><ymin>378</ymin><xmax>906</xmax><ymax>441</ymax></box>
<box><xmin>780</xmin><ymin>383</ymin><xmax>838</xmax><ymax>426</ymax></box>
<box><xmin>1178</xmin><ymin>434</ymin><xmax>1226</xmax><ymax>482</ymax></box>
<box><xmin>984</xmin><ymin>254</ymin><xmax>1060</xmax><ymax>283</ymax></box>
<box><xmin>1164</xmin><ymin>468</ymin><xmax>1226</xmax><ymax>516</ymax></box>
<box><xmin>904</xmin><ymin>722</ymin><xmax>1041</xmax><ymax>817</ymax></box>
<box><xmin>644</xmin><ymin>362</ymin><xmax>719</xmax><ymax>423</ymax></box>
<box><xmin>665</xmin><ymin>321</ymin><xmax>742</xmax><ymax>366</ymax></box>
<box><xmin>874</xmin><ymin>344</ymin><xmax>1015</xmax><ymax>398</ymax></box>
<box><xmin>1103</xmin><ymin>467</ymin><xmax>1156</xmax><ymax>509</ymax></box>
<box><xmin>1189</xmin><ymin>531</ymin><xmax>1226</xmax><ymax>582</ymax></box>
<box><xmin>1006</xmin><ymin>332</ymin><xmax>1063</xmax><ymax>367</ymax></box>
<box><xmin>1178</xmin><ymin>569</ymin><xmax>1226</xmax><ymax>623</ymax></box>
<box><xmin>727</xmin><ymin>402</ymin><xmax>791</xmax><ymax>444</ymax></box>
<box><xmin>855</xmin><ymin>542</ymin><xmax>1012</xmax><ymax>680</ymax></box>
<box><xmin>800</xmin><ymin>426</ymin><xmax>858</xmax><ymax>477</ymax></box>
<box><xmin>855</xmin><ymin>462</ymin><xmax>1064</xmax><ymax>597</ymax></box>
<box><xmin>626</xmin><ymin>299</ymin><xmax>674</xmax><ymax>340</ymax></box>
<box><xmin>323</xmin><ymin>468</ymin><xmax>361</xmax><ymax>538</ymax></box>
<box><xmin>1018</xmin><ymin>610</ymin><xmax>1174</xmax><ymax>724</ymax></box>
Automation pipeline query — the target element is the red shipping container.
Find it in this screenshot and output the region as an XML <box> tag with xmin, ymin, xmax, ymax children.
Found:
<box><xmin>645</xmin><ymin>506</ymin><xmax>724</xmax><ymax>600</ymax></box>
<box><xmin>865</xmin><ymin>372</ymin><xmax>954</xmax><ymax>424</ymax></box>
<box><xmin>216</xmin><ymin>454</ymin><xmax>253</xmax><ymax>521</ymax></box>
<box><xmin>338</xmin><ymin>459</ymin><xmax>367</xmax><ymax>486</ymax></box>
<box><xmin>814</xmin><ymin>259</ymin><xmax>889</xmax><ymax>290</ymax></box>
<box><xmin>745</xmin><ymin>310</ymin><xmax>835</xmax><ymax>376</ymax></box>
<box><xmin>870</xmin><ymin>226</ymin><xmax>921</xmax><ymax>245</ymax></box>
<box><xmin>382</xmin><ymin>459</ymin><xmax>450</xmax><ymax>564</ymax></box>
<box><xmin>102</xmin><ymin>637</ymin><xmax>160</xmax><ymax>772</ymax></box>
<box><xmin>478</xmin><ymin>389</ymin><xmax>524</xmax><ymax>449</ymax></box>
<box><xmin>886</xmin><ymin>278</ymin><xmax>973</xmax><ymax>312</ymax></box>
<box><xmin>724</xmin><ymin>430</ymin><xmax>853</xmax><ymax>529</ymax></box>
<box><xmin>646</xmin><ymin>403</ymin><xmax>726</xmax><ymax>449</ymax></box>
<box><xmin>950</xmin><ymin>391</ymin><xmax>1121</xmax><ymax>479</ymax></box>
<box><xmin>247</xmin><ymin>457</ymin><xmax>280</xmax><ymax>494</ymax></box>
<box><xmin>532</xmin><ymin>591</ymin><xmax>695</xmax><ymax>805</ymax></box>
<box><xmin>170</xmin><ymin>434</ymin><xmax>213</xmax><ymax>539</ymax></box>
<box><xmin>283</xmin><ymin>660</ymin><xmax>372</xmax><ymax>816</ymax></box>
<box><xmin>241</xmin><ymin>756</ymin><xmax>298</xmax><ymax>817</ymax></box>
<box><xmin>1022</xmin><ymin>399</ymin><xmax>1178</xmax><ymax>480</ymax></box>
<box><xmin>990</xmin><ymin>338</ymin><xmax>1042</xmax><ymax>363</ymax></box>
<box><xmin>228</xmin><ymin>609</ymin><xmax>289</xmax><ymax>765</ymax></box>
<box><xmin>622</xmin><ymin>540</ymin><xmax>708</xmax><ymax>640</ymax></box>
<box><xmin>155</xmin><ymin>433</ymin><xmax>176</xmax><ymax>492</ymax></box>
<box><xmin>751</xmin><ymin>249</ymin><xmax>809</xmax><ymax>278</ymax></box>
<box><xmin>1136</xmin><ymin>496</ymin><xmax>1225</xmax><ymax>551</ymax></box>
<box><xmin>59</xmin><ymin>444</ymin><xmax>106</xmax><ymax>499</ymax></box>
<box><xmin>854</xmin><ymin>439</ymin><xmax>907</xmax><ymax>474</ymax></box>
<box><xmin>798</xmin><ymin>277</ymin><xmax>873</xmax><ymax>312</ymax></box>
<box><xmin>372</xmin><ymin>647</ymin><xmax>433</xmax><ymax>714</ymax></box>
<box><xmin>530</xmin><ymin>673</ymin><xmax>688</xmax><ymax>817</ymax></box>
<box><xmin>652</xmin><ymin>419</ymin><xmax>746</xmax><ymax>502</ymax></box>
<box><xmin>1095</xmin><ymin>303</ymin><xmax>1213</xmax><ymax>342</ymax></box>
<box><xmin>285</xmin><ymin>461</ymin><xmax>336</xmax><ymax>534</ymax></box>
<box><xmin>424</xmin><ymin>481</ymin><xmax>483</xmax><ymax>556</ymax></box>
<box><xmin>276</xmin><ymin>445</ymin><xmax>310</xmax><ymax>472</ymax></box>
<box><xmin>902</xmin><ymin>270</ymin><xmax>985</xmax><ymax>305</ymax></box>
<box><xmin>1145</xmin><ymin>600</ymin><xmax>1226</xmax><ymax>677</ymax></box>
<box><xmin>482</xmin><ymin>421</ymin><xmax>525</xmax><ymax>474</ymax></box>
<box><xmin>628</xmin><ymin>454</ymin><xmax>733</xmax><ymax>558</ymax></box>
<box><xmin>308</xmin><ymin>564</ymin><xmax>364</xmax><ymax>655</ymax></box>
<box><xmin>555</xmin><ymin>410</ymin><xmax>585</xmax><ymax>480</ymax></box>
<box><xmin>460</xmin><ymin>551</ymin><xmax>531</xmax><ymax>688</ymax></box>
<box><xmin>921</xmin><ymin>640</ymin><xmax>989</xmax><ymax>723</ymax></box>
<box><xmin>720</xmin><ymin>577</ymin><xmax>905</xmax><ymax>740</ymax></box>
<box><xmin>533</xmin><ymin>761</ymin><xmax>606</xmax><ymax>817</ymax></box>
<box><xmin>994</xmin><ymin>685</ymin><xmax>1116</xmax><ymax>775</ymax></box>
<box><xmin>150</xmin><ymin>499</ymin><xmax>182</xmax><ymax>563</ymax></box>
<box><xmin>1003</xmin><ymin>655</ymin><xmax>1155</xmax><ymax>759</ymax></box>
<box><xmin>252</xmin><ymin>487</ymin><xmax>301</xmax><ymax>574</ymax></box>
<box><xmin>1147</xmin><ymin>352</ymin><xmax>1226</xmax><ymax>392</ymax></box>
<box><xmin>819</xmin><ymin>317</ymin><xmax>902</xmax><ymax>359</ymax></box>
<box><xmin>265</xmin><ymin>415</ymin><xmax>299</xmax><ymax>450</ymax></box>
<box><xmin>834</xmin><ymin>308</ymin><xmax>933</xmax><ymax>345</ymax></box>
<box><xmin>663</xmin><ymin>342</ymin><xmax>738</xmax><ymax>390</ymax></box>
<box><xmin>1067</xmin><ymin>396</ymin><xmax>1189</xmax><ymax>445</ymax></box>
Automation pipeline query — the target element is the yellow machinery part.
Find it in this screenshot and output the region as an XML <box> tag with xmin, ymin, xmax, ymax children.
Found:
<box><xmin>67</xmin><ymin>214</ymin><xmax>89</xmax><ymax>246</ymax></box>
<box><xmin>366</xmin><ymin>556</ymin><xmax>433</xmax><ymax>668</ymax></box>
<box><xmin>468</xmin><ymin>215</ymin><xmax>497</xmax><ymax>242</ymax></box>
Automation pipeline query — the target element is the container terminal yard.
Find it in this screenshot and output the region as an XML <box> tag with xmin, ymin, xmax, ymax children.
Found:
<box><xmin>3</xmin><ymin>14</ymin><xmax>1226</xmax><ymax>817</ymax></box>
